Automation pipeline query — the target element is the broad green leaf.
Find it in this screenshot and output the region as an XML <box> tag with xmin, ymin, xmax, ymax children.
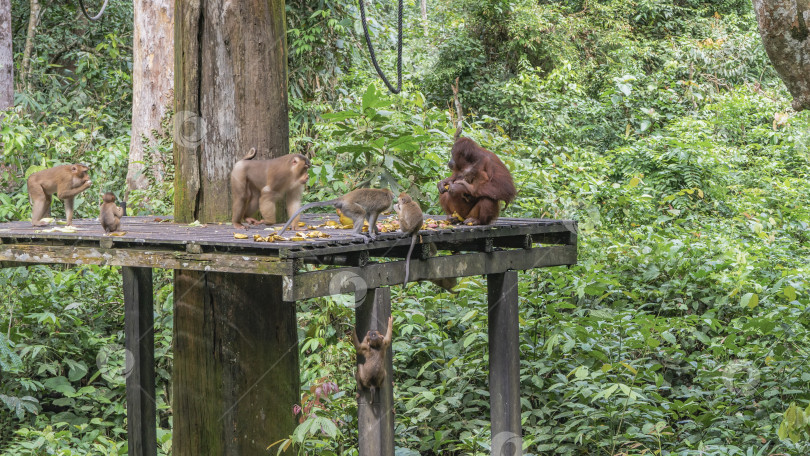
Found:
<box><xmin>784</xmin><ymin>285</ymin><xmax>797</xmax><ymax>301</ymax></box>
<box><xmin>362</xmin><ymin>84</ymin><xmax>378</xmax><ymax>112</ymax></box>
<box><xmin>320</xmin><ymin>111</ymin><xmax>360</xmax><ymax>121</ymax></box>
<box><xmin>740</xmin><ymin>293</ymin><xmax>758</xmax><ymax>309</ymax></box>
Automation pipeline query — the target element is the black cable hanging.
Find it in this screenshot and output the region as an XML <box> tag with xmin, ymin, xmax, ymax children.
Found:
<box><xmin>78</xmin><ymin>0</ymin><xmax>109</xmax><ymax>22</ymax></box>
<box><xmin>358</xmin><ymin>0</ymin><xmax>403</xmax><ymax>94</ymax></box>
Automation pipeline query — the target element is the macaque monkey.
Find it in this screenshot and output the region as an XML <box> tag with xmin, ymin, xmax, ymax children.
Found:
<box><xmin>394</xmin><ymin>193</ymin><xmax>423</xmax><ymax>285</ymax></box>
<box><xmin>352</xmin><ymin>315</ymin><xmax>393</xmax><ymax>403</ymax></box>
<box><xmin>279</xmin><ymin>188</ymin><xmax>395</xmax><ymax>240</ymax></box>
<box><xmin>99</xmin><ymin>192</ymin><xmax>124</xmax><ymax>233</ymax></box>
<box><xmin>230</xmin><ymin>148</ymin><xmax>311</xmax><ymax>229</ymax></box>
<box><xmin>27</xmin><ymin>164</ymin><xmax>92</xmax><ymax>226</ymax></box>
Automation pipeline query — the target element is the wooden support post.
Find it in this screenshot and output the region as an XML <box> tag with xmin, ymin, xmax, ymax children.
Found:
<box><xmin>122</xmin><ymin>267</ymin><xmax>156</xmax><ymax>456</ymax></box>
<box><xmin>355</xmin><ymin>287</ymin><xmax>395</xmax><ymax>456</ymax></box>
<box><xmin>487</xmin><ymin>271</ymin><xmax>523</xmax><ymax>456</ymax></box>
<box><xmin>173</xmin><ymin>273</ymin><xmax>299</xmax><ymax>455</ymax></box>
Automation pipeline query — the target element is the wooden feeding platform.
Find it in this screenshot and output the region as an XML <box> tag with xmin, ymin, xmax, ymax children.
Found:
<box><xmin>0</xmin><ymin>214</ymin><xmax>577</xmax><ymax>455</ymax></box>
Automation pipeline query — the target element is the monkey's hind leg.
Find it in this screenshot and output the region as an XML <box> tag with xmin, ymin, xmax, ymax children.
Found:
<box><xmin>258</xmin><ymin>187</ymin><xmax>279</xmax><ymax>225</ymax></box>
<box><xmin>63</xmin><ymin>197</ymin><xmax>75</xmax><ymax>226</ymax></box>
<box><xmin>342</xmin><ymin>203</ymin><xmax>372</xmax><ymax>243</ymax></box>
<box><xmin>30</xmin><ymin>186</ymin><xmax>51</xmax><ymax>226</ymax></box>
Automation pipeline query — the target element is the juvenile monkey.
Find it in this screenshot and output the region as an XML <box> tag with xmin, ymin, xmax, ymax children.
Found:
<box><xmin>394</xmin><ymin>193</ymin><xmax>423</xmax><ymax>285</ymax></box>
<box><xmin>278</xmin><ymin>188</ymin><xmax>394</xmax><ymax>240</ymax></box>
<box><xmin>230</xmin><ymin>148</ymin><xmax>311</xmax><ymax>229</ymax></box>
<box><xmin>99</xmin><ymin>192</ymin><xmax>124</xmax><ymax>233</ymax></box>
<box><xmin>352</xmin><ymin>315</ymin><xmax>393</xmax><ymax>403</ymax></box>
<box><xmin>27</xmin><ymin>164</ymin><xmax>92</xmax><ymax>226</ymax></box>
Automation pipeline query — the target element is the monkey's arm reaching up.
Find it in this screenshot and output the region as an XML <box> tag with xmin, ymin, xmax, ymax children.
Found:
<box><xmin>351</xmin><ymin>328</ymin><xmax>364</xmax><ymax>354</ymax></box>
<box><xmin>383</xmin><ymin>315</ymin><xmax>393</xmax><ymax>348</ymax></box>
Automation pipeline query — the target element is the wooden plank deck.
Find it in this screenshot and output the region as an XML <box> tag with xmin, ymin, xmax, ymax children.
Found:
<box><xmin>0</xmin><ymin>215</ymin><xmax>578</xmax><ymax>298</ymax></box>
<box><xmin>0</xmin><ymin>215</ymin><xmax>577</xmax><ymax>257</ymax></box>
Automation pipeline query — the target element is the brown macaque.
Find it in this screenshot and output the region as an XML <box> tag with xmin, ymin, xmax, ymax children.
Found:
<box><xmin>394</xmin><ymin>193</ymin><xmax>423</xmax><ymax>285</ymax></box>
<box><xmin>278</xmin><ymin>188</ymin><xmax>395</xmax><ymax>240</ymax></box>
<box><xmin>99</xmin><ymin>192</ymin><xmax>124</xmax><ymax>233</ymax></box>
<box><xmin>352</xmin><ymin>315</ymin><xmax>393</xmax><ymax>403</ymax></box>
<box><xmin>230</xmin><ymin>148</ymin><xmax>311</xmax><ymax>229</ymax></box>
<box><xmin>27</xmin><ymin>164</ymin><xmax>92</xmax><ymax>226</ymax></box>
<box><xmin>437</xmin><ymin>137</ymin><xmax>516</xmax><ymax>225</ymax></box>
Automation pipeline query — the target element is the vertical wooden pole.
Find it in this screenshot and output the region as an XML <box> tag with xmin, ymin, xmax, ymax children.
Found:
<box><xmin>173</xmin><ymin>272</ymin><xmax>299</xmax><ymax>455</ymax></box>
<box><xmin>355</xmin><ymin>287</ymin><xmax>395</xmax><ymax>456</ymax></box>
<box><xmin>173</xmin><ymin>0</ymin><xmax>297</xmax><ymax>452</ymax></box>
<box><xmin>122</xmin><ymin>267</ymin><xmax>157</xmax><ymax>456</ymax></box>
<box><xmin>487</xmin><ymin>271</ymin><xmax>523</xmax><ymax>456</ymax></box>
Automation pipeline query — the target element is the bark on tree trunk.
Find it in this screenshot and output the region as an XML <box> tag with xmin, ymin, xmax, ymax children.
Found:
<box><xmin>22</xmin><ymin>0</ymin><xmax>41</xmax><ymax>90</ymax></box>
<box><xmin>0</xmin><ymin>0</ymin><xmax>12</xmax><ymax>110</ymax></box>
<box><xmin>173</xmin><ymin>0</ymin><xmax>297</xmax><ymax>454</ymax></box>
<box><xmin>174</xmin><ymin>0</ymin><xmax>289</xmax><ymax>223</ymax></box>
<box><xmin>127</xmin><ymin>0</ymin><xmax>174</xmax><ymax>190</ymax></box>
<box><xmin>421</xmin><ymin>0</ymin><xmax>428</xmax><ymax>36</ymax></box>
<box><xmin>753</xmin><ymin>0</ymin><xmax>810</xmax><ymax>111</ymax></box>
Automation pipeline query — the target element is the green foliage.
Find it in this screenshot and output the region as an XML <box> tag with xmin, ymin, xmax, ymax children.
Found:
<box><xmin>3</xmin><ymin>0</ymin><xmax>810</xmax><ymax>454</ymax></box>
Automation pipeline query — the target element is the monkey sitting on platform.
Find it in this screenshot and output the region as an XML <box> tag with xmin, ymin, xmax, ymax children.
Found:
<box><xmin>99</xmin><ymin>192</ymin><xmax>124</xmax><ymax>234</ymax></box>
<box><xmin>352</xmin><ymin>315</ymin><xmax>393</xmax><ymax>404</ymax></box>
<box><xmin>394</xmin><ymin>193</ymin><xmax>423</xmax><ymax>285</ymax></box>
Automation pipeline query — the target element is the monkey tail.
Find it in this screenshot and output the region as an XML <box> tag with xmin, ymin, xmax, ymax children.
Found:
<box><xmin>278</xmin><ymin>199</ymin><xmax>340</xmax><ymax>235</ymax></box>
<box><xmin>240</xmin><ymin>148</ymin><xmax>257</xmax><ymax>161</ymax></box>
<box><xmin>404</xmin><ymin>234</ymin><xmax>418</xmax><ymax>285</ymax></box>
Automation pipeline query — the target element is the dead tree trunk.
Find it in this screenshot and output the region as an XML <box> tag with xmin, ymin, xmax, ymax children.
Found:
<box><xmin>753</xmin><ymin>0</ymin><xmax>810</xmax><ymax>111</ymax></box>
<box><xmin>421</xmin><ymin>0</ymin><xmax>427</xmax><ymax>36</ymax></box>
<box><xmin>0</xmin><ymin>0</ymin><xmax>11</xmax><ymax>110</ymax></box>
<box><xmin>127</xmin><ymin>0</ymin><xmax>174</xmax><ymax>190</ymax></box>
<box><xmin>173</xmin><ymin>0</ymin><xmax>297</xmax><ymax>454</ymax></box>
<box><xmin>21</xmin><ymin>0</ymin><xmax>41</xmax><ymax>90</ymax></box>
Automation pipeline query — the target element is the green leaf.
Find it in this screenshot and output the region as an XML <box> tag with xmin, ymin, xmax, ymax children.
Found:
<box><xmin>459</xmin><ymin>309</ymin><xmax>478</xmax><ymax>324</ymax></box>
<box><xmin>320</xmin><ymin>111</ymin><xmax>360</xmax><ymax>121</ymax></box>
<box><xmin>362</xmin><ymin>84</ymin><xmax>379</xmax><ymax>112</ymax></box>
<box><xmin>740</xmin><ymin>293</ymin><xmax>758</xmax><ymax>310</ymax></box>
<box><xmin>43</xmin><ymin>376</ymin><xmax>76</xmax><ymax>396</ymax></box>
<box><xmin>784</xmin><ymin>286</ymin><xmax>797</xmax><ymax>301</ymax></box>
<box><xmin>66</xmin><ymin>359</ymin><xmax>88</xmax><ymax>382</ymax></box>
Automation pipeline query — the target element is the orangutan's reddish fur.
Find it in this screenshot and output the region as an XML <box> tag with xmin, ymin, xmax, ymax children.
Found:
<box><xmin>437</xmin><ymin>137</ymin><xmax>516</xmax><ymax>225</ymax></box>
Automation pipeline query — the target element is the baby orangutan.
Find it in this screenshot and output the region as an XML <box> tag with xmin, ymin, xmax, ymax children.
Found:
<box><xmin>352</xmin><ymin>315</ymin><xmax>393</xmax><ymax>403</ymax></box>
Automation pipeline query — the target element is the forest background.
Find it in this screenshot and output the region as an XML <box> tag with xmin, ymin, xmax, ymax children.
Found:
<box><xmin>1</xmin><ymin>0</ymin><xmax>810</xmax><ymax>454</ymax></box>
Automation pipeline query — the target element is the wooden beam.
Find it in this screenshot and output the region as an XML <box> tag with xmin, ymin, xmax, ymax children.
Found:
<box><xmin>285</xmin><ymin>245</ymin><xmax>576</xmax><ymax>301</ymax></box>
<box><xmin>122</xmin><ymin>267</ymin><xmax>157</xmax><ymax>456</ymax></box>
<box><xmin>0</xmin><ymin>244</ymin><xmax>295</xmax><ymax>275</ymax></box>
<box><xmin>487</xmin><ymin>271</ymin><xmax>523</xmax><ymax>455</ymax></box>
<box><xmin>172</xmin><ymin>272</ymin><xmax>299</xmax><ymax>455</ymax></box>
<box><xmin>355</xmin><ymin>287</ymin><xmax>394</xmax><ymax>456</ymax></box>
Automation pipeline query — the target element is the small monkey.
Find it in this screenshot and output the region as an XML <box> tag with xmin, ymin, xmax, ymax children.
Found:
<box><xmin>278</xmin><ymin>188</ymin><xmax>394</xmax><ymax>240</ymax></box>
<box><xmin>352</xmin><ymin>315</ymin><xmax>393</xmax><ymax>403</ymax></box>
<box><xmin>27</xmin><ymin>164</ymin><xmax>92</xmax><ymax>226</ymax></box>
<box><xmin>394</xmin><ymin>193</ymin><xmax>423</xmax><ymax>285</ymax></box>
<box><xmin>99</xmin><ymin>192</ymin><xmax>124</xmax><ymax>233</ymax></box>
<box><xmin>230</xmin><ymin>148</ymin><xmax>311</xmax><ymax>229</ymax></box>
